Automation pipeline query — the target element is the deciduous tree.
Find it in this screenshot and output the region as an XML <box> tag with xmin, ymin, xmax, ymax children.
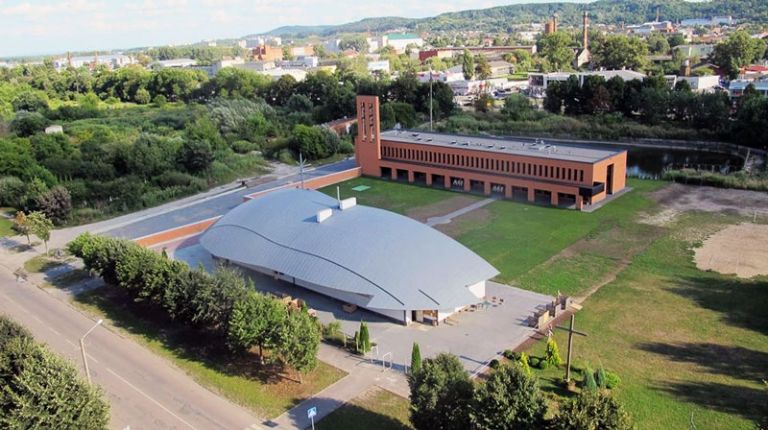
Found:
<box><xmin>472</xmin><ymin>363</ymin><xmax>547</xmax><ymax>429</ymax></box>
<box><xmin>409</xmin><ymin>353</ymin><xmax>474</xmax><ymax>430</ymax></box>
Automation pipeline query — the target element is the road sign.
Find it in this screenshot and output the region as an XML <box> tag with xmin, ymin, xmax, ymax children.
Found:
<box><xmin>307</xmin><ymin>406</ymin><xmax>317</xmax><ymax>419</ymax></box>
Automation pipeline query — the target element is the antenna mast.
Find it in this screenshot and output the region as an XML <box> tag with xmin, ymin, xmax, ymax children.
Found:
<box><xmin>299</xmin><ymin>152</ymin><xmax>305</xmax><ymax>189</ymax></box>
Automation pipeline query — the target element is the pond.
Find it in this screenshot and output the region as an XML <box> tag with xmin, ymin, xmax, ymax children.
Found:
<box><xmin>589</xmin><ymin>143</ymin><xmax>744</xmax><ymax>179</ymax></box>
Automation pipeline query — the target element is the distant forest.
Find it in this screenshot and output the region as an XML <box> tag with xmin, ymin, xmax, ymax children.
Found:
<box><xmin>262</xmin><ymin>0</ymin><xmax>768</xmax><ymax>37</ymax></box>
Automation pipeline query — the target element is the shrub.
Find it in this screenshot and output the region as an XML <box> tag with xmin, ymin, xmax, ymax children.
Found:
<box><xmin>231</xmin><ymin>140</ymin><xmax>258</xmax><ymax>154</ymax></box>
<box><xmin>518</xmin><ymin>352</ymin><xmax>532</xmax><ymax>376</ymax></box>
<box><xmin>550</xmin><ymin>392</ymin><xmax>632</xmax><ymax>430</ymax></box>
<box><xmin>489</xmin><ymin>358</ymin><xmax>501</xmax><ymax>369</ymax></box>
<box><xmin>538</xmin><ymin>359</ymin><xmax>549</xmax><ymax>370</ymax></box>
<box><xmin>472</xmin><ymin>362</ymin><xmax>547</xmax><ymax>429</ymax></box>
<box><xmin>503</xmin><ymin>349</ymin><xmax>519</xmax><ymax>360</ymax></box>
<box><xmin>528</xmin><ymin>356</ymin><xmax>540</xmax><ymax>368</ymax></box>
<box><xmin>583</xmin><ymin>365</ymin><xmax>598</xmax><ymax>392</ymax></box>
<box><xmin>545</xmin><ymin>336</ymin><xmax>563</xmax><ymax>367</ymax></box>
<box><xmin>603</xmin><ymin>370</ymin><xmax>621</xmax><ymax>389</ymax></box>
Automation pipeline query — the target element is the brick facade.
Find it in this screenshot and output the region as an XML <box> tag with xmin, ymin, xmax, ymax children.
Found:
<box><xmin>355</xmin><ymin>95</ymin><xmax>626</xmax><ymax>210</ymax></box>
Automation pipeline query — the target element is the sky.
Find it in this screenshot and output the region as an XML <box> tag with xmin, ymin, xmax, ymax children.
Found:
<box><xmin>0</xmin><ymin>0</ymin><xmax>582</xmax><ymax>58</ymax></box>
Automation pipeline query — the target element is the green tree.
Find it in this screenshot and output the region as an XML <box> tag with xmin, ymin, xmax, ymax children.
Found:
<box><xmin>278</xmin><ymin>310</ymin><xmax>321</xmax><ymax>381</ymax></box>
<box><xmin>667</xmin><ymin>34</ymin><xmax>686</xmax><ymax>48</ymax></box>
<box><xmin>550</xmin><ymin>392</ymin><xmax>632</xmax><ymax>430</ymax></box>
<box><xmin>646</xmin><ymin>33</ymin><xmax>670</xmax><ymax>54</ymax></box>
<box><xmin>26</xmin><ymin>211</ymin><xmax>53</xmax><ymax>254</ymax></box>
<box><xmin>538</xmin><ymin>32</ymin><xmax>575</xmax><ymax>71</ymax></box>
<box><xmin>475</xmin><ymin>55</ymin><xmax>492</xmax><ymax>80</ymax></box>
<box><xmin>227</xmin><ymin>291</ymin><xmax>287</xmax><ymax>362</ymax></box>
<box><xmin>289</xmin><ymin>124</ymin><xmax>332</xmax><ymax>160</ymax></box>
<box><xmin>36</xmin><ymin>186</ymin><xmax>72</xmax><ymax>225</ymax></box>
<box><xmin>178</xmin><ymin>139</ymin><xmax>214</xmax><ymax>174</ymax></box>
<box><xmin>411</xmin><ymin>342</ymin><xmax>422</xmax><ymax>375</ymax></box>
<box><xmin>134</xmin><ymin>88</ymin><xmax>151</xmax><ymax>104</ymax></box>
<box><xmin>461</xmin><ymin>49</ymin><xmax>475</xmax><ymax>80</ymax></box>
<box><xmin>10</xmin><ymin>111</ymin><xmax>49</xmax><ymax>137</ymax></box>
<box><xmin>0</xmin><ymin>316</ymin><xmax>110</xmax><ymax>429</ymax></box>
<box><xmin>591</xmin><ymin>35</ymin><xmax>649</xmax><ymax>71</ymax></box>
<box><xmin>11</xmin><ymin>91</ymin><xmax>49</xmax><ymax>113</ymax></box>
<box><xmin>13</xmin><ymin>211</ymin><xmax>31</xmax><ymax>244</ymax></box>
<box><xmin>472</xmin><ymin>363</ymin><xmax>547</xmax><ymax>429</ymax></box>
<box><xmin>545</xmin><ymin>336</ymin><xmax>563</xmax><ymax>367</ymax></box>
<box><xmin>501</xmin><ymin>94</ymin><xmax>534</xmax><ymax>120</ymax></box>
<box><xmin>358</xmin><ymin>321</ymin><xmax>371</xmax><ymax>354</ymax></box>
<box><xmin>711</xmin><ymin>30</ymin><xmax>767</xmax><ymax>79</ymax></box>
<box><xmin>409</xmin><ymin>353</ymin><xmax>474</xmax><ymax>430</ymax></box>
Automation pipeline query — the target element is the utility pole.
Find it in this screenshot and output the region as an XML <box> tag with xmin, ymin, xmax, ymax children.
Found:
<box><xmin>80</xmin><ymin>319</ymin><xmax>103</xmax><ymax>385</ymax></box>
<box><xmin>555</xmin><ymin>314</ymin><xmax>587</xmax><ymax>382</ymax></box>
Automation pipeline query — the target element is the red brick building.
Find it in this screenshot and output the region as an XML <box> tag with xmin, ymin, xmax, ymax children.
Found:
<box><xmin>355</xmin><ymin>95</ymin><xmax>627</xmax><ymax>210</ymax></box>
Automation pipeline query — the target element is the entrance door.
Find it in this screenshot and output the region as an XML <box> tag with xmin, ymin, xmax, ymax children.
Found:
<box><xmin>607</xmin><ymin>164</ymin><xmax>614</xmax><ymax>194</ymax></box>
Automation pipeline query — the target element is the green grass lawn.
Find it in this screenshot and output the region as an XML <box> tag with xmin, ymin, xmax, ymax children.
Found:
<box><xmin>316</xmin><ymin>387</ymin><xmax>412</xmax><ymax>430</ymax></box>
<box><xmin>525</xmin><ymin>212</ymin><xmax>768</xmax><ymax>429</ymax></box>
<box><xmin>23</xmin><ymin>255</ymin><xmax>67</xmax><ymax>273</ymax></box>
<box><xmin>319</xmin><ymin>176</ymin><xmax>475</xmax><ymax>215</ymax></box>
<box><xmin>0</xmin><ymin>217</ymin><xmax>13</xmax><ymax>237</ymax></box>
<box><xmin>73</xmin><ymin>286</ymin><xmax>346</xmax><ymax>419</ymax></box>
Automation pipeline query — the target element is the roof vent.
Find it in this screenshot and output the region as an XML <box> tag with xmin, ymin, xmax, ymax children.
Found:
<box><xmin>339</xmin><ymin>197</ymin><xmax>357</xmax><ymax>210</ymax></box>
<box><xmin>316</xmin><ymin>208</ymin><xmax>333</xmax><ymax>223</ymax></box>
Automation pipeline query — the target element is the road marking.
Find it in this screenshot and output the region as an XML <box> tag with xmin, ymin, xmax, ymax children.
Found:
<box><xmin>106</xmin><ymin>368</ymin><xmax>199</xmax><ymax>430</ymax></box>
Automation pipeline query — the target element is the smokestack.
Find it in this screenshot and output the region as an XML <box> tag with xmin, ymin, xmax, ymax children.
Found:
<box><xmin>582</xmin><ymin>11</ymin><xmax>589</xmax><ymax>50</ymax></box>
<box><xmin>656</xmin><ymin>6</ymin><xmax>660</xmax><ymax>22</ymax></box>
<box><xmin>553</xmin><ymin>14</ymin><xmax>558</xmax><ymax>32</ymax></box>
<box><xmin>681</xmin><ymin>59</ymin><xmax>691</xmax><ymax>77</ymax></box>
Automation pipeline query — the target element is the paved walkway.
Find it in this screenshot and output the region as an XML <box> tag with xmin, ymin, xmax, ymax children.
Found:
<box><xmin>268</xmin><ymin>345</ymin><xmax>409</xmax><ymax>429</ymax></box>
<box><xmin>426</xmin><ymin>198</ymin><xmax>496</xmax><ymax>226</ymax></box>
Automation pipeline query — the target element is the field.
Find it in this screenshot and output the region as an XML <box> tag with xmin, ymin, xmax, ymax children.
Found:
<box><xmin>320</xmin><ymin>177</ymin><xmax>768</xmax><ymax>428</ymax></box>
<box><xmin>73</xmin><ymin>286</ymin><xmax>346</xmax><ymax>419</ymax></box>
<box><xmin>526</xmin><ymin>212</ymin><xmax>768</xmax><ymax>429</ymax></box>
<box><xmin>316</xmin><ymin>387</ymin><xmax>412</xmax><ymax>430</ymax></box>
<box><xmin>0</xmin><ymin>217</ymin><xmax>12</xmax><ymax>237</ymax></box>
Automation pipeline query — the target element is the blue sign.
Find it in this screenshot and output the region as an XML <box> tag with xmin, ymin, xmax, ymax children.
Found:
<box><xmin>307</xmin><ymin>406</ymin><xmax>317</xmax><ymax>419</ymax></box>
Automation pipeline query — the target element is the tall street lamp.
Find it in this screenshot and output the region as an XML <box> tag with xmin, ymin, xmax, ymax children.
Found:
<box><xmin>80</xmin><ymin>319</ymin><xmax>103</xmax><ymax>385</ymax></box>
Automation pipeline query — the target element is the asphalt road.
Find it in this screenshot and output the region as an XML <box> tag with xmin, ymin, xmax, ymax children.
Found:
<box><xmin>105</xmin><ymin>158</ymin><xmax>356</xmax><ymax>240</ymax></box>
<box><xmin>0</xmin><ymin>269</ymin><xmax>263</xmax><ymax>430</ymax></box>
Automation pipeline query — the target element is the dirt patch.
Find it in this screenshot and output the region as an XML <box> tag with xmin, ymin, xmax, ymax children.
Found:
<box><xmin>694</xmin><ymin>223</ymin><xmax>768</xmax><ymax>279</ymax></box>
<box><xmin>435</xmin><ymin>206</ymin><xmax>492</xmax><ymax>238</ymax></box>
<box><xmin>406</xmin><ymin>195</ymin><xmax>480</xmax><ymax>223</ymax></box>
<box><xmin>649</xmin><ymin>184</ymin><xmax>768</xmax><ymax>217</ymax></box>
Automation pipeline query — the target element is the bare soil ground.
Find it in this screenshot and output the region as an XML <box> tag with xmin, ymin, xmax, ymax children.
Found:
<box><xmin>434</xmin><ymin>206</ymin><xmax>492</xmax><ymax>237</ymax></box>
<box><xmin>642</xmin><ymin>184</ymin><xmax>768</xmax><ymax>226</ymax></box>
<box><xmin>694</xmin><ymin>223</ymin><xmax>768</xmax><ymax>278</ymax></box>
<box><xmin>406</xmin><ymin>195</ymin><xmax>480</xmax><ymax>223</ymax></box>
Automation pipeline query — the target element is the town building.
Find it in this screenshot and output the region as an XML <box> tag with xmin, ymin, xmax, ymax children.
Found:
<box><xmin>52</xmin><ymin>53</ymin><xmax>136</xmax><ymax>71</ymax></box>
<box><xmin>418</xmin><ymin>45</ymin><xmax>537</xmax><ymax>63</ymax></box>
<box><xmin>151</xmin><ymin>58</ymin><xmax>197</xmax><ymax>69</ymax></box>
<box><xmin>674</xmin><ymin>44</ymin><xmax>715</xmax><ymax>59</ymax></box>
<box><xmin>252</xmin><ymin>45</ymin><xmax>283</xmax><ymax>62</ymax></box>
<box><xmin>367</xmin><ymin>60</ymin><xmax>390</xmax><ymax>74</ymax></box>
<box><xmin>728</xmin><ymin>80</ymin><xmax>768</xmax><ymax>99</ymax></box>
<box><xmin>200</xmin><ymin>188</ymin><xmax>498</xmax><ymax>324</ymax></box>
<box><xmin>628</xmin><ymin>21</ymin><xmax>675</xmax><ymax>35</ymax></box>
<box><xmin>355</xmin><ymin>95</ymin><xmax>627</xmax><ymax>210</ymax></box>
<box><xmin>528</xmin><ymin>70</ymin><xmax>646</xmax><ymax>91</ymax></box>
<box><xmin>674</xmin><ymin>75</ymin><xmax>721</xmax><ymax>92</ymax></box>
<box><xmin>382</xmin><ymin>33</ymin><xmax>424</xmax><ymax>53</ymax></box>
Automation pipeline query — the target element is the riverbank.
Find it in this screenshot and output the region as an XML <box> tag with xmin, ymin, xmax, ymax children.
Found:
<box><xmin>664</xmin><ymin>169</ymin><xmax>768</xmax><ymax>192</ymax></box>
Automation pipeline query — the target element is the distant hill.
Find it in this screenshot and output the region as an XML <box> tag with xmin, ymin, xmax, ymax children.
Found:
<box><xmin>256</xmin><ymin>0</ymin><xmax>767</xmax><ymax>38</ymax></box>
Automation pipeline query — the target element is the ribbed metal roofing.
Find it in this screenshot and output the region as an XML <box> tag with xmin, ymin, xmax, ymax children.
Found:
<box><xmin>200</xmin><ymin>188</ymin><xmax>499</xmax><ymax>311</ymax></box>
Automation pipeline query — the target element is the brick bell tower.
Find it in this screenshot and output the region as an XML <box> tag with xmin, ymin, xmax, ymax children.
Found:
<box><xmin>355</xmin><ymin>95</ymin><xmax>382</xmax><ymax>176</ymax></box>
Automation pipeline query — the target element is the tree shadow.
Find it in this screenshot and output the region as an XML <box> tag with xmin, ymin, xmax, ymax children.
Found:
<box><xmin>637</xmin><ymin>342</ymin><xmax>768</xmax><ymax>383</ymax></box>
<box><xmin>651</xmin><ymin>380</ymin><xmax>764</xmax><ymax>422</ymax></box>
<box><xmin>288</xmin><ymin>396</ymin><xmax>412</xmax><ymax>430</ymax></box>
<box><xmin>670</xmin><ymin>275</ymin><xmax>768</xmax><ymax>336</ymax></box>
<box><xmin>74</xmin><ymin>285</ymin><xmax>288</xmax><ymax>385</ymax></box>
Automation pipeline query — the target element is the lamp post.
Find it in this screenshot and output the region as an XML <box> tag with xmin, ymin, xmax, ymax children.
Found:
<box><xmin>80</xmin><ymin>319</ymin><xmax>103</xmax><ymax>385</ymax></box>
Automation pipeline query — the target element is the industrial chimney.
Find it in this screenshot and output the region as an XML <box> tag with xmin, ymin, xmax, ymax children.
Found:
<box><xmin>582</xmin><ymin>11</ymin><xmax>589</xmax><ymax>50</ymax></box>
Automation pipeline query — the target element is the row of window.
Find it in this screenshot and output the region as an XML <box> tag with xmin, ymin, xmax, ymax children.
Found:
<box><xmin>381</xmin><ymin>145</ymin><xmax>586</xmax><ymax>183</ymax></box>
<box><xmin>358</xmin><ymin>102</ymin><xmax>377</xmax><ymax>141</ymax></box>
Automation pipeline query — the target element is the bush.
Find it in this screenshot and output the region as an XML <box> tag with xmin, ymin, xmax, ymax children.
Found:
<box><xmin>503</xmin><ymin>349</ymin><xmax>519</xmax><ymax>360</ymax></box>
<box><xmin>231</xmin><ymin>140</ymin><xmax>258</xmax><ymax>154</ymax></box>
<box><xmin>528</xmin><ymin>356</ymin><xmax>540</xmax><ymax>368</ymax></box>
<box><xmin>538</xmin><ymin>359</ymin><xmax>549</xmax><ymax>370</ymax></box>
<box><xmin>338</xmin><ymin>140</ymin><xmax>354</xmax><ymax>154</ymax></box>
<box><xmin>550</xmin><ymin>392</ymin><xmax>632</xmax><ymax>430</ymax></box>
<box><xmin>10</xmin><ymin>111</ymin><xmax>50</xmax><ymax>137</ymax></box>
<box><xmin>545</xmin><ymin>336</ymin><xmax>563</xmax><ymax>367</ymax></box>
<box><xmin>583</xmin><ymin>365</ymin><xmax>598</xmax><ymax>392</ymax></box>
<box><xmin>489</xmin><ymin>358</ymin><xmax>501</xmax><ymax>369</ymax></box>
<box><xmin>0</xmin><ymin>176</ymin><xmax>25</xmax><ymax>207</ymax></box>
<box><xmin>603</xmin><ymin>370</ymin><xmax>621</xmax><ymax>389</ymax></box>
<box><xmin>472</xmin><ymin>362</ymin><xmax>547</xmax><ymax>429</ymax></box>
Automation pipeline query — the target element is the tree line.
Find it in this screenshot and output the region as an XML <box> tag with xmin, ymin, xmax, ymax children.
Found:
<box><xmin>67</xmin><ymin>233</ymin><xmax>322</xmax><ymax>378</ymax></box>
<box><xmin>408</xmin><ymin>351</ymin><xmax>631</xmax><ymax>430</ymax></box>
<box><xmin>543</xmin><ymin>75</ymin><xmax>768</xmax><ymax>147</ymax></box>
<box><xmin>0</xmin><ymin>315</ymin><xmax>110</xmax><ymax>429</ymax></box>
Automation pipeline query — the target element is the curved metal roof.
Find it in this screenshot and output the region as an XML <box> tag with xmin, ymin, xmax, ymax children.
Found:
<box><xmin>200</xmin><ymin>188</ymin><xmax>499</xmax><ymax>311</ymax></box>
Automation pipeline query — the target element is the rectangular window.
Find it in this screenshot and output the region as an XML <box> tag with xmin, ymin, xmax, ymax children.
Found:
<box><xmin>580</xmin><ymin>170</ymin><xmax>584</xmax><ymax>182</ymax></box>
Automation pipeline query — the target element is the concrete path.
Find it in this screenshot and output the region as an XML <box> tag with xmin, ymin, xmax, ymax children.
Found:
<box><xmin>268</xmin><ymin>345</ymin><xmax>409</xmax><ymax>429</ymax></box>
<box><xmin>426</xmin><ymin>198</ymin><xmax>495</xmax><ymax>226</ymax></box>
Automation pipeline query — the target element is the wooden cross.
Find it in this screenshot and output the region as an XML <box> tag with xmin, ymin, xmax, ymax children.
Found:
<box><xmin>555</xmin><ymin>314</ymin><xmax>588</xmax><ymax>382</ymax></box>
